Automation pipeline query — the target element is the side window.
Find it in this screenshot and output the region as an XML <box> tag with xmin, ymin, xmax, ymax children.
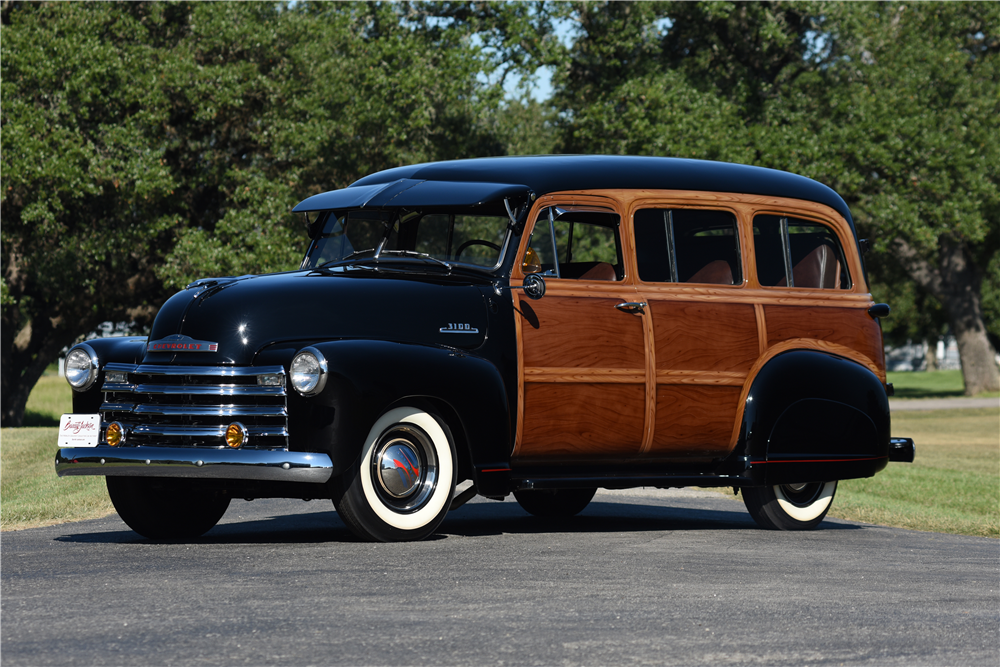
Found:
<box><xmin>523</xmin><ymin>207</ymin><xmax>622</xmax><ymax>281</ymax></box>
<box><xmin>753</xmin><ymin>215</ymin><xmax>851</xmax><ymax>289</ymax></box>
<box><xmin>633</xmin><ymin>208</ymin><xmax>741</xmax><ymax>285</ymax></box>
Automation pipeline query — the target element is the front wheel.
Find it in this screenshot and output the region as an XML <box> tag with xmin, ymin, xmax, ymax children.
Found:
<box><xmin>742</xmin><ymin>481</ymin><xmax>838</xmax><ymax>530</ymax></box>
<box><xmin>514</xmin><ymin>488</ymin><xmax>597</xmax><ymax>518</ymax></box>
<box><xmin>106</xmin><ymin>477</ymin><xmax>230</xmax><ymax>539</ymax></box>
<box><xmin>333</xmin><ymin>407</ymin><xmax>456</xmax><ymax>542</ymax></box>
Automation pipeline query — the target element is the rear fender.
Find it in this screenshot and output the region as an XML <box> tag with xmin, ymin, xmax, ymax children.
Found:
<box><xmin>736</xmin><ymin>350</ymin><xmax>890</xmax><ymax>485</ymax></box>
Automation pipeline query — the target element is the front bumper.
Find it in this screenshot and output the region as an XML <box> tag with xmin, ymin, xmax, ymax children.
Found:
<box><xmin>55</xmin><ymin>446</ymin><xmax>334</xmax><ymax>483</ymax></box>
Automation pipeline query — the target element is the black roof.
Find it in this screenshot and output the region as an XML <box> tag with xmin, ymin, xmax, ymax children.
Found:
<box><xmin>304</xmin><ymin>155</ymin><xmax>856</xmax><ymax>231</ymax></box>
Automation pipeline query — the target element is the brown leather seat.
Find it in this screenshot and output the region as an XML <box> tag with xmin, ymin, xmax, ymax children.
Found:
<box><xmin>779</xmin><ymin>245</ymin><xmax>841</xmax><ymax>288</ymax></box>
<box><xmin>687</xmin><ymin>259</ymin><xmax>733</xmax><ymax>285</ymax></box>
<box><xmin>579</xmin><ymin>262</ymin><xmax>617</xmax><ymax>281</ymax></box>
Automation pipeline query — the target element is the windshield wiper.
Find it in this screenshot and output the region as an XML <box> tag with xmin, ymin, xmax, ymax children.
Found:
<box><xmin>377</xmin><ymin>250</ymin><xmax>453</xmax><ymax>271</ymax></box>
<box><xmin>316</xmin><ymin>249</ymin><xmax>376</xmax><ymax>269</ymax></box>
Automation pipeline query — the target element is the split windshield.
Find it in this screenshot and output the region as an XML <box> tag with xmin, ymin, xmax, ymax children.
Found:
<box><xmin>301</xmin><ymin>210</ymin><xmax>510</xmax><ymax>271</ymax></box>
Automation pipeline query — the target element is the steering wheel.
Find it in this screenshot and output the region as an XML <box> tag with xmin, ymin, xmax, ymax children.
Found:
<box><xmin>455</xmin><ymin>239</ymin><xmax>501</xmax><ymax>258</ymax></box>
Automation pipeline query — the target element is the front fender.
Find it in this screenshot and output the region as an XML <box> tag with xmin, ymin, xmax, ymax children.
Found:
<box><xmin>68</xmin><ymin>337</ymin><xmax>148</xmax><ymax>413</ymax></box>
<box><xmin>737</xmin><ymin>350</ymin><xmax>890</xmax><ymax>485</ymax></box>
<box><xmin>277</xmin><ymin>340</ymin><xmax>511</xmax><ymax>495</ymax></box>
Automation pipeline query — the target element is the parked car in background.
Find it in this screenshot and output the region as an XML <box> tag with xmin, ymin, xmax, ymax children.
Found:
<box><xmin>56</xmin><ymin>156</ymin><xmax>915</xmax><ymax>541</ymax></box>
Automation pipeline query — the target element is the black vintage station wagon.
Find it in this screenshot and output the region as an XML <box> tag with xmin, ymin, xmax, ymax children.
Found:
<box><xmin>56</xmin><ymin>156</ymin><xmax>914</xmax><ymax>541</ymax></box>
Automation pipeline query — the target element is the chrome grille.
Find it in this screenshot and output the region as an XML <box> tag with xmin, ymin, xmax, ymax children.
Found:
<box><xmin>100</xmin><ymin>363</ymin><xmax>288</xmax><ymax>450</ymax></box>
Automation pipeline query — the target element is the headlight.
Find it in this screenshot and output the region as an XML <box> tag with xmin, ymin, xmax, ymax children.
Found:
<box><xmin>65</xmin><ymin>344</ymin><xmax>99</xmax><ymax>392</ymax></box>
<box><xmin>290</xmin><ymin>347</ymin><xmax>327</xmax><ymax>396</ymax></box>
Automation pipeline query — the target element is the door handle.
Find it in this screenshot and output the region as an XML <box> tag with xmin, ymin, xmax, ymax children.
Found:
<box><xmin>615</xmin><ymin>301</ymin><xmax>647</xmax><ymax>315</ymax></box>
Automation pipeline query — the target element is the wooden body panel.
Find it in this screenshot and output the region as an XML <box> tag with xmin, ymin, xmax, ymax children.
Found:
<box><xmin>642</xmin><ymin>299</ymin><xmax>758</xmax><ymax>458</ymax></box>
<box><xmin>651</xmin><ymin>385</ymin><xmax>743</xmax><ymax>458</ymax></box>
<box><xmin>518</xmin><ymin>383</ymin><xmax>645</xmax><ymax>460</ymax></box>
<box><xmin>765</xmin><ymin>306</ymin><xmax>886</xmax><ymax>373</ymax></box>
<box><xmin>514</xmin><ymin>289</ymin><xmax>646</xmax><ymax>462</ymax></box>
<box><xmin>648</xmin><ymin>301</ymin><xmax>758</xmax><ymax>372</ymax></box>
<box><xmin>519</xmin><ymin>296</ymin><xmax>645</xmax><ymax>370</ymax></box>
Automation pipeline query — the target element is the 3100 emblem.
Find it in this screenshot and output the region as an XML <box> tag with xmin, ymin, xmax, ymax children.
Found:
<box><xmin>439</xmin><ymin>323</ymin><xmax>479</xmax><ymax>334</ymax></box>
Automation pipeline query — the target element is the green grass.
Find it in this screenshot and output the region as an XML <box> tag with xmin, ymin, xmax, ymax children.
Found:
<box><xmin>827</xmin><ymin>407</ymin><xmax>999</xmax><ymax>537</ymax></box>
<box><xmin>2</xmin><ymin>374</ymin><xmax>116</xmax><ymax>530</ymax></box>
<box><xmin>22</xmin><ymin>375</ymin><xmax>73</xmax><ymax>426</ymax></box>
<box><xmin>887</xmin><ymin>369</ymin><xmax>1000</xmax><ymax>399</ymax></box>
<box><xmin>1</xmin><ymin>427</ymin><xmax>115</xmax><ymax>530</ymax></box>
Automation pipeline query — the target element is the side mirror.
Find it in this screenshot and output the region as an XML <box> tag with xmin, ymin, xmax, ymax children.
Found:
<box><xmin>868</xmin><ymin>303</ymin><xmax>890</xmax><ymax>319</ymax></box>
<box><xmin>522</xmin><ymin>273</ymin><xmax>546</xmax><ymax>300</ymax></box>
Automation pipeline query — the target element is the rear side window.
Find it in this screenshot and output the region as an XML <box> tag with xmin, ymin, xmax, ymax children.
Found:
<box><xmin>753</xmin><ymin>215</ymin><xmax>851</xmax><ymax>289</ymax></box>
<box><xmin>634</xmin><ymin>208</ymin><xmax>741</xmax><ymax>285</ymax></box>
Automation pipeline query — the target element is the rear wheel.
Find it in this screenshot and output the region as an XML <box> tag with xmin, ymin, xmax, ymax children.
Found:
<box><xmin>514</xmin><ymin>488</ymin><xmax>597</xmax><ymax>518</ymax></box>
<box><xmin>106</xmin><ymin>477</ymin><xmax>230</xmax><ymax>539</ymax></box>
<box><xmin>333</xmin><ymin>407</ymin><xmax>456</xmax><ymax>542</ymax></box>
<box><xmin>742</xmin><ymin>481</ymin><xmax>838</xmax><ymax>530</ymax></box>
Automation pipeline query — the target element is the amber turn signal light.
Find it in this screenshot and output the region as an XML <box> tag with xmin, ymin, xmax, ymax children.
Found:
<box><xmin>225</xmin><ymin>422</ymin><xmax>247</xmax><ymax>448</ymax></box>
<box><xmin>106</xmin><ymin>422</ymin><xmax>124</xmax><ymax>447</ymax></box>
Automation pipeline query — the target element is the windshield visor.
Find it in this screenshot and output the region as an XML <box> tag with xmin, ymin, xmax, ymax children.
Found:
<box><xmin>301</xmin><ymin>210</ymin><xmax>510</xmax><ymax>271</ymax></box>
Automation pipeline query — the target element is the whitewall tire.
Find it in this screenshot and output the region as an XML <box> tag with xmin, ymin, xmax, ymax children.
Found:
<box><xmin>742</xmin><ymin>481</ymin><xmax>838</xmax><ymax>530</ymax></box>
<box><xmin>334</xmin><ymin>407</ymin><xmax>456</xmax><ymax>542</ymax></box>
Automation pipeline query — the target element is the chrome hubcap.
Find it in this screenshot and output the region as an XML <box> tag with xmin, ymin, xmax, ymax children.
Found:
<box><xmin>376</xmin><ymin>439</ymin><xmax>423</xmax><ymax>498</ymax></box>
<box><xmin>370</xmin><ymin>424</ymin><xmax>439</xmax><ymax>512</ymax></box>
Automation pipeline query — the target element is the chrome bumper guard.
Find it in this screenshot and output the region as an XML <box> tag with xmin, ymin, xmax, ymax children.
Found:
<box><xmin>888</xmin><ymin>437</ymin><xmax>916</xmax><ymax>463</ymax></box>
<box><xmin>55</xmin><ymin>446</ymin><xmax>334</xmax><ymax>483</ymax></box>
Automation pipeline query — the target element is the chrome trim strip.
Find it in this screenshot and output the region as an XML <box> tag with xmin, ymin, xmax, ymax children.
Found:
<box><xmin>55</xmin><ymin>447</ymin><xmax>333</xmax><ymax>483</ymax></box>
<box><xmin>129</xmin><ymin>404</ymin><xmax>288</xmax><ymax>418</ymax></box>
<box><xmin>130</xmin><ymin>424</ymin><xmax>288</xmax><ymax>438</ymax></box>
<box><xmin>132</xmin><ymin>384</ymin><xmax>285</xmax><ymax>396</ymax></box>
<box><xmin>104</xmin><ymin>363</ymin><xmax>286</xmax><ymax>377</ymax></box>
<box><xmin>101</xmin><ymin>402</ymin><xmax>137</xmax><ymax>412</ymax></box>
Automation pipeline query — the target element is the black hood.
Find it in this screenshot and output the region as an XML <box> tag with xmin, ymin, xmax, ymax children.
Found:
<box><xmin>145</xmin><ymin>270</ymin><xmax>490</xmax><ymax>366</ymax></box>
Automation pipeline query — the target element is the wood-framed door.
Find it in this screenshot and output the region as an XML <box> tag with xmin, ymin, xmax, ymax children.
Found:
<box><xmin>510</xmin><ymin>195</ymin><xmax>652</xmax><ymax>464</ymax></box>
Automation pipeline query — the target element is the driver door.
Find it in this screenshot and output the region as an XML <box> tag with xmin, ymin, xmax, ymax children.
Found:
<box><xmin>511</xmin><ymin>201</ymin><xmax>650</xmax><ymax>464</ymax></box>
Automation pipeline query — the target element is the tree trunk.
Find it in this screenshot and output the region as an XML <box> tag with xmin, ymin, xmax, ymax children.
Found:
<box><xmin>893</xmin><ymin>237</ymin><xmax>1000</xmax><ymax>395</ymax></box>
<box><xmin>1</xmin><ymin>303</ymin><xmax>104</xmax><ymax>427</ymax></box>
<box><xmin>924</xmin><ymin>339</ymin><xmax>938</xmax><ymax>372</ymax></box>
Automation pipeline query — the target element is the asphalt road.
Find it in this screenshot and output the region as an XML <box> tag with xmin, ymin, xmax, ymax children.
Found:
<box><xmin>2</xmin><ymin>489</ymin><xmax>997</xmax><ymax>667</ymax></box>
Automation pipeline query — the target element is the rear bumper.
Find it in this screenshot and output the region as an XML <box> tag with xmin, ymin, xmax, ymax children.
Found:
<box><xmin>55</xmin><ymin>446</ymin><xmax>334</xmax><ymax>483</ymax></box>
<box><xmin>889</xmin><ymin>437</ymin><xmax>916</xmax><ymax>463</ymax></box>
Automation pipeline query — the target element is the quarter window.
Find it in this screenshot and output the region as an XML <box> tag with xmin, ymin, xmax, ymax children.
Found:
<box><xmin>633</xmin><ymin>208</ymin><xmax>741</xmax><ymax>285</ymax></box>
<box><xmin>753</xmin><ymin>215</ymin><xmax>850</xmax><ymax>289</ymax></box>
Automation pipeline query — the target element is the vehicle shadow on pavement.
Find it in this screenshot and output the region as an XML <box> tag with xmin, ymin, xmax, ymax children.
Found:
<box><xmin>53</xmin><ymin>498</ymin><xmax>859</xmax><ymax>545</ymax></box>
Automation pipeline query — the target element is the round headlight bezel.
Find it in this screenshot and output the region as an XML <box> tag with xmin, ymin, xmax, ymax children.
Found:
<box><xmin>290</xmin><ymin>347</ymin><xmax>328</xmax><ymax>397</ymax></box>
<box><xmin>65</xmin><ymin>344</ymin><xmax>100</xmax><ymax>392</ymax></box>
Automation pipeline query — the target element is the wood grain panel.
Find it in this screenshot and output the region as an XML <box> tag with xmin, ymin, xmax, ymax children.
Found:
<box><xmin>519</xmin><ymin>296</ymin><xmax>645</xmax><ymax>369</ymax></box>
<box><xmin>648</xmin><ymin>301</ymin><xmax>759</xmax><ymax>372</ymax></box>
<box><xmin>655</xmin><ymin>370</ymin><xmax>746</xmax><ymax>386</ymax></box>
<box><xmin>515</xmin><ymin>383</ymin><xmax>645</xmax><ymax>461</ymax></box>
<box><xmin>649</xmin><ymin>385</ymin><xmax>742</xmax><ymax>458</ymax></box>
<box><xmin>754</xmin><ymin>303</ymin><xmax>767</xmax><ymax>355</ymax></box>
<box><xmin>524</xmin><ymin>368</ymin><xmax>645</xmax><ymax>383</ymax></box>
<box><xmin>765</xmin><ymin>305</ymin><xmax>886</xmax><ymax>373</ymax></box>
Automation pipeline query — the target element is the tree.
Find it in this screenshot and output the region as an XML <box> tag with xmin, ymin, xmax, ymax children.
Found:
<box><xmin>1</xmin><ymin>1</ymin><xmax>514</xmax><ymax>426</ymax></box>
<box><xmin>813</xmin><ymin>2</ymin><xmax>1000</xmax><ymax>393</ymax></box>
